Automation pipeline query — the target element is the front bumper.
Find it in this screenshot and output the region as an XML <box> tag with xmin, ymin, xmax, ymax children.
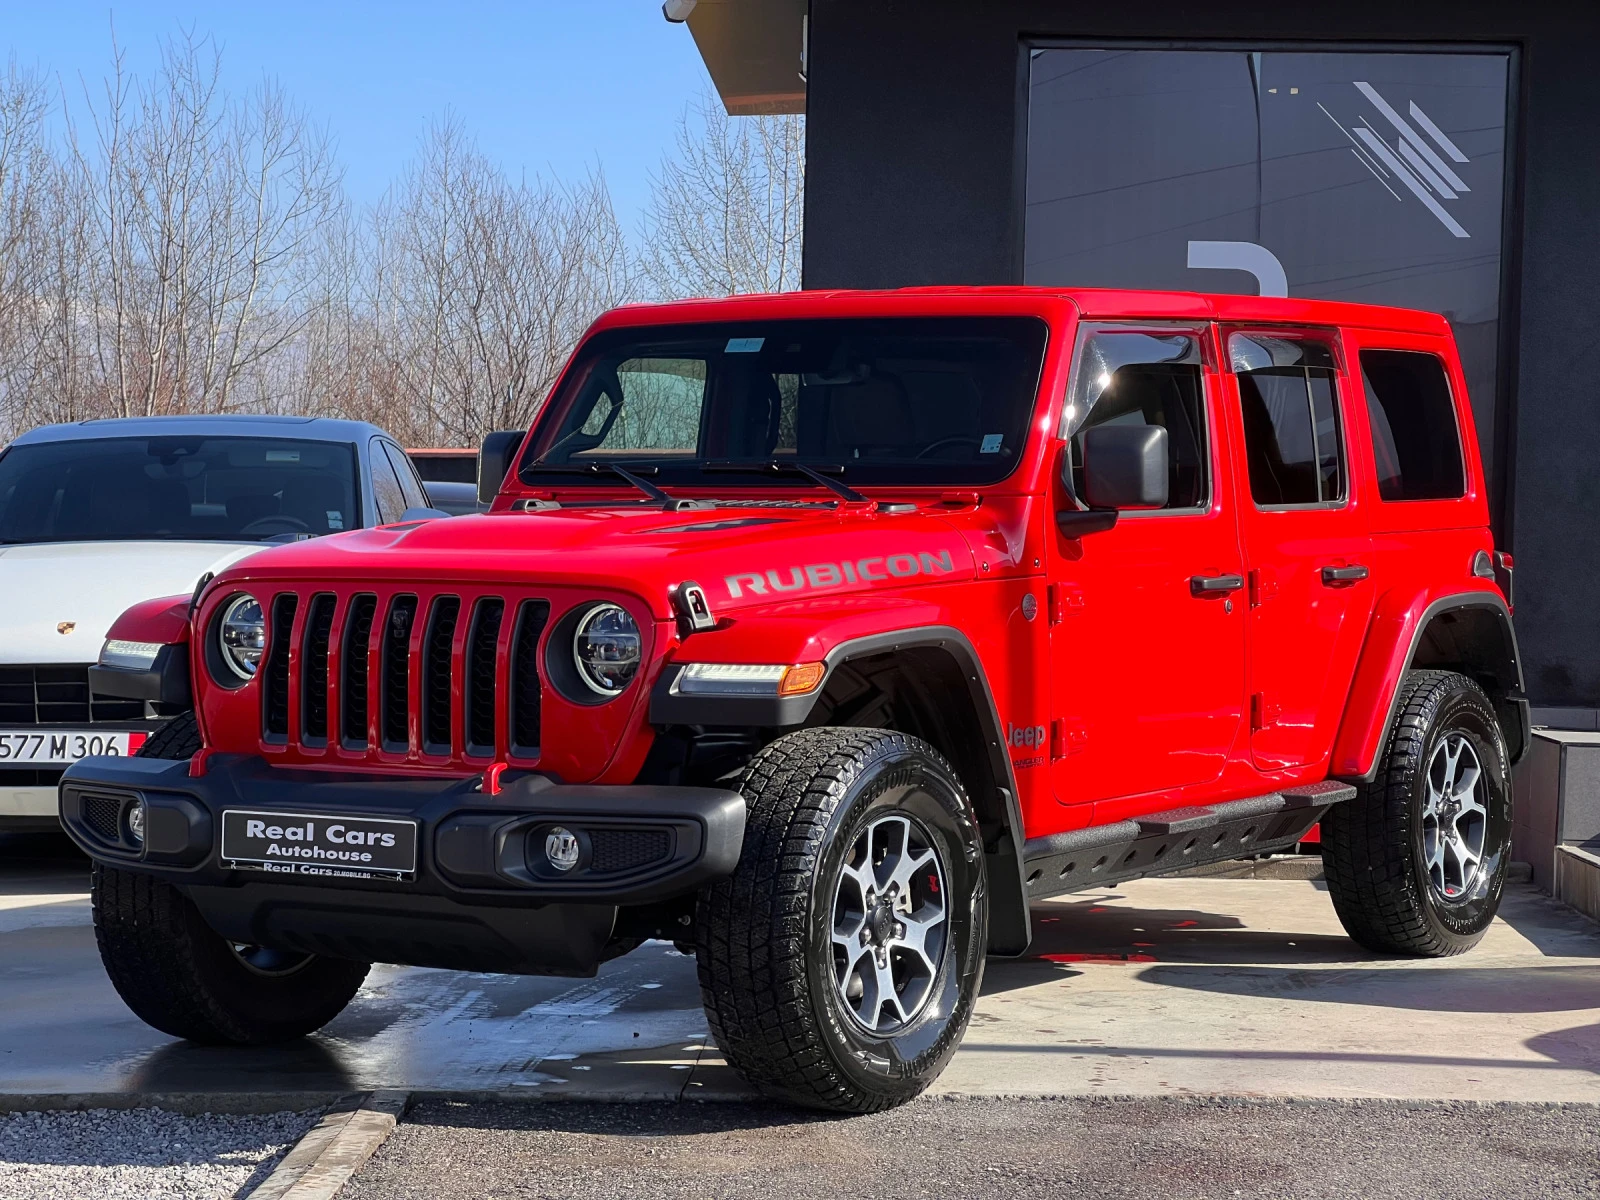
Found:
<box><xmin>58</xmin><ymin>754</ymin><xmax>745</xmax><ymax>976</ymax></box>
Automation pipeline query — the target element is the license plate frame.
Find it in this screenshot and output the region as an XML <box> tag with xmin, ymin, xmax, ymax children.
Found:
<box><xmin>0</xmin><ymin>729</ymin><xmax>143</xmax><ymax>765</ymax></box>
<box><xmin>219</xmin><ymin>808</ymin><xmax>418</xmax><ymax>881</ymax></box>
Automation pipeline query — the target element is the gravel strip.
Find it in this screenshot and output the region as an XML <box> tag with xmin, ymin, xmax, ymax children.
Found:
<box><xmin>0</xmin><ymin>1107</ymin><xmax>316</xmax><ymax>1200</ymax></box>
<box><xmin>345</xmin><ymin>1096</ymin><xmax>1600</xmax><ymax>1200</ymax></box>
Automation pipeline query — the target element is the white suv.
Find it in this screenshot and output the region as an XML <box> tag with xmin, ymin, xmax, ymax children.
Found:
<box><xmin>0</xmin><ymin>415</ymin><xmax>439</xmax><ymax>830</ymax></box>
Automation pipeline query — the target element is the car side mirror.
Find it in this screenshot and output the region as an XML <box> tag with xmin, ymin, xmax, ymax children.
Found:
<box><xmin>1081</xmin><ymin>424</ymin><xmax>1169</xmax><ymax>510</ymax></box>
<box><xmin>478</xmin><ymin>429</ymin><xmax>526</xmax><ymax>506</ymax></box>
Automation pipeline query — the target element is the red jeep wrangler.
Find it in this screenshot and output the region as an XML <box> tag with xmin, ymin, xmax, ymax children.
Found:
<box><xmin>61</xmin><ymin>288</ymin><xmax>1526</xmax><ymax>1112</ymax></box>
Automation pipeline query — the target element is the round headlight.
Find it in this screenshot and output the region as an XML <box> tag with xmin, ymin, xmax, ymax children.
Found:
<box><xmin>218</xmin><ymin>594</ymin><xmax>266</xmax><ymax>681</ymax></box>
<box><xmin>572</xmin><ymin>604</ymin><xmax>641</xmax><ymax>697</ymax></box>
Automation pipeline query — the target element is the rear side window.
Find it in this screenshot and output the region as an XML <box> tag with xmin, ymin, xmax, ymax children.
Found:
<box><xmin>1360</xmin><ymin>350</ymin><xmax>1466</xmax><ymax>501</ymax></box>
<box><xmin>1232</xmin><ymin>335</ymin><xmax>1343</xmax><ymax>507</ymax></box>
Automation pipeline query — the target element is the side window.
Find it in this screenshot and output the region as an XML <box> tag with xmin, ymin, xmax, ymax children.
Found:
<box><xmin>1065</xmin><ymin>330</ymin><xmax>1208</xmax><ymax>510</ymax></box>
<box><xmin>381</xmin><ymin>442</ymin><xmax>429</xmax><ymax>511</ymax></box>
<box><xmin>1232</xmin><ymin>335</ymin><xmax>1344</xmax><ymax>507</ymax></box>
<box><xmin>1360</xmin><ymin>350</ymin><xmax>1466</xmax><ymax>501</ymax></box>
<box><xmin>368</xmin><ymin>439</ymin><xmax>407</xmax><ymax>524</ymax></box>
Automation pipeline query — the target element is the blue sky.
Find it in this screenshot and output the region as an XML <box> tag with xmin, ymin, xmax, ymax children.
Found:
<box><xmin>1</xmin><ymin>1</ymin><xmax>715</xmax><ymax>226</ymax></box>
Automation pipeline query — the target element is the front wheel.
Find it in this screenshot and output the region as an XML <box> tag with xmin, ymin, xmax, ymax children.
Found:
<box><xmin>1322</xmin><ymin>670</ymin><xmax>1512</xmax><ymax>956</ymax></box>
<box><xmin>695</xmin><ymin>728</ymin><xmax>988</xmax><ymax>1113</ymax></box>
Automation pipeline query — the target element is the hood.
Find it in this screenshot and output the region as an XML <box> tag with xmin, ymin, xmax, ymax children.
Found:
<box><xmin>215</xmin><ymin>505</ymin><xmax>983</xmax><ymax>618</ymax></box>
<box><xmin>0</xmin><ymin>541</ymin><xmax>263</xmax><ymax>663</ymax></box>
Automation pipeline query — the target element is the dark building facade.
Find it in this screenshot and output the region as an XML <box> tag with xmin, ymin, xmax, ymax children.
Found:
<box><xmin>688</xmin><ymin>1</ymin><xmax>1600</xmax><ymax>716</ymax></box>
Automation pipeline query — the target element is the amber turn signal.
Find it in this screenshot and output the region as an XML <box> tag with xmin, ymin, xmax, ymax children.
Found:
<box><xmin>778</xmin><ymin>662</ymin><xmax>826</xmax><ymax>696</ymax></box>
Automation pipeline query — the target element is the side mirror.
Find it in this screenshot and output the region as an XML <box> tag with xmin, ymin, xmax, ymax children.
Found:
<box><xmin>478</xmin><ymin>429</ymin><xmax>527</xmax><ymax>506</ymax></box>
<box><xmin>1081</xmin><ymin>424</ymin><xmax>1169</xmax><ymax>510</ymax></box>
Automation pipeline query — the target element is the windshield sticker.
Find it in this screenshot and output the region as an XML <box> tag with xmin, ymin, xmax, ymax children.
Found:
<box><xmin>725</xmin><ymin>337</ymin><xmax>765</xmax><ymax>353</ymax></box>
<box><xmin>265</xmin><ymin>449</ymin><xmax>301</xmax><ymax>462</ymax></box>
<box><xmin>980</xmin><ymin>433</ymin><xmax>1004</xmax><ymax>454</ymax></box>
<box><xmin>327</xmin><ymin>511</ymin><xmax>344</xmax><ymax>530</ymax></box>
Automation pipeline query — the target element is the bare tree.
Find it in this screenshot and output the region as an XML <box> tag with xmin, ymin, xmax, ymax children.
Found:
<box><xmin>640</xmin><ymin>92</ymin><xmax>804</xmax><ymax>298</ymax></box>
<box><xmin>357</xmin><ymin>119</ymin><xmax>633</xmax><ymax>445</ymax></box>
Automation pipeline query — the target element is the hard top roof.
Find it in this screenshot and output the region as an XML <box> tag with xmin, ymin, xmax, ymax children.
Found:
<box><xmin>7</xmin><ymin>413</ymin><xmax>391</xmax><ymax>448</ymax></box>
<box><xmin>593</xmin><ymin>286</ymin><xmax>1451</xmax><ymax>337</ymax></box>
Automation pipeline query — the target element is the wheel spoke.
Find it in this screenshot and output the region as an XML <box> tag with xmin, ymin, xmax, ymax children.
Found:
<box><xmin>873</xmin><ymin>956</ymin><xmax>905</xmax><ymax>1025</ymax></box>
<box><xmin>896</xmin><ymin>910</ymin><xmax>944</xmax><ymax>976</ymax></box>
<box><xmin>888</xmin><ymin>844</ymin><xmax>937</xmax><ymax>895</ymax></box>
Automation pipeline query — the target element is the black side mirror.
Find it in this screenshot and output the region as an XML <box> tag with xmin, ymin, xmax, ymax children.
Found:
<box><xmin>1081</xmin><ymin>424</ymin><xmax>1169</xmax><ymax>510</ymax></box>
<box><xmin>478</xmin><ymin>429</ymin><xmax>526</xmax><ymax>506</ymax></box>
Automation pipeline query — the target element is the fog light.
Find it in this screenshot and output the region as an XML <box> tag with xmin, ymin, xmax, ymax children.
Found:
<box><xmin>544</xmin><ymin>827</ymin><xmax>580</xmax><ymax>872</ymax></box>
<box><xmin>126</xmin><ymin>801</ymin><xmax>145</xmax><ymax>845</ymax></box>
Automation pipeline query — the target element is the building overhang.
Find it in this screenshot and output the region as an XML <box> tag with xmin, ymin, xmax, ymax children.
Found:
<box><xmin>680</xmin><ymin>0</ymin><xmax>807</xmax><ymax>115</ymax></box>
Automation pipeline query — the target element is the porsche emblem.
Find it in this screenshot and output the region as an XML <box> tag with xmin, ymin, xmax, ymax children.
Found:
<box><xmin>56</xmin><ymin>621</ymin><xmax>76</xmax><ymax>635</ymax></box>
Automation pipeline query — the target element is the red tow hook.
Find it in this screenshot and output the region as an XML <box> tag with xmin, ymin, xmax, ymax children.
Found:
<box><xmin>484</xmin><ymin>762</ymin><xmax>510</xmax><ymax>795</ymax></box>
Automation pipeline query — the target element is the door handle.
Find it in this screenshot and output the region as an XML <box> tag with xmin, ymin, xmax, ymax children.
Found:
<box><xmin>1190</xmin><ymin>573</ymin><xmax>1244</xmax><ymax>596</ymax></box>
<box><xmin>1320</xmin><ymin>564</ymin><xmax>1370</xmax><ymax>586</ymax></box>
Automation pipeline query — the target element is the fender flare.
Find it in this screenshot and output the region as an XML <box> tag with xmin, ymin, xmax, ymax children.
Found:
<box><xmin>651</xmin><ymin>625</ymin><xmax>1033</xmax><ymax>955</ymax></box>
<box><xmin>1331</xmin><ymin>589</ymin><xmax>1528</xmax><ymax>779</ymax></box>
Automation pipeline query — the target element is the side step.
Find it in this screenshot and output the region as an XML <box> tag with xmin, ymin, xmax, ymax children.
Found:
<box><xmin>1020</xmin><ymin>781</ymin><xmax>1356</xmax><ymax>899</ymax></box>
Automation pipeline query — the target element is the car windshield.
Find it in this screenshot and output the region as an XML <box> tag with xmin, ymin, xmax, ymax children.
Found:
<box><xmin>0</xmin><ymin>436</ymin><xmax>360</xmax><ymax>544</ymax></box>
<box><xmin>521</xmin><ymin>317</ymin><xmax>1050</xmax><ymax>489</ymax></box>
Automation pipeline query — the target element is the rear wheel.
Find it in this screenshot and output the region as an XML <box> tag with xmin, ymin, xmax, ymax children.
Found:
<box><xmin>696</xmin><ymin>728</ymin><xmax>988</xmax><ymax>1112</ymax></box>
<box><xmin>89</xmin><ymin>709</ymin><xmax>370</xmax><ymax>1044</ymax></box>
<box><xmin>1322</xmin><ymin>670</ymin><xmax>1511</xmax><ymax>956</ymax></box>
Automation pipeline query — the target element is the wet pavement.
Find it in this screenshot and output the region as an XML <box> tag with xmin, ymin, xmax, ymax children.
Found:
<box><xmin>4</xmin><ymin>831</ymin><xmax>1599</xmax><ymax>1104</ymax></box>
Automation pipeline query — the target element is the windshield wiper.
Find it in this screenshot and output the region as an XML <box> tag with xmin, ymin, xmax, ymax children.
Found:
<box><xmin>521</xmin><ymin>461</ymin><xmax>712</xmax><ymax>511</ymax></box>
<box><xmin>699</xmin><ymin>461</ymin><xmax>871</xmax><ymax>505</ymax></box>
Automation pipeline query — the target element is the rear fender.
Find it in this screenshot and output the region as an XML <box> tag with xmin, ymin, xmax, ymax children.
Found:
<box><xmin>1331</xmin><ymin>588</ymin><xmax>1526</xmax><ymax>778</ymax></box>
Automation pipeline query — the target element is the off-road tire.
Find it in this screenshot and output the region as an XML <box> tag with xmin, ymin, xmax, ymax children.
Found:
<box><xmin>138</xmin><ymin>710</ymin><xmax>202</xmax><ymax>760</ymax></box>
<box><xmin>1322</xmin><ymin>670</ymin><xmax>1511</xmax><ymax>956</ymax></box>
<box><xmin>695</xmin><ymin>728</ymin><xmax>988</xmax><ymax>1113</ymax></box>
<box><xmin>88</xmin><ymin>709</ymin><xmax>370</xmax><ymax>1045</ymax></box>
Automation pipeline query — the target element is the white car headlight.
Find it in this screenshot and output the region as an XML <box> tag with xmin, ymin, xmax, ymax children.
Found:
<box><xmin>217</xmin><ymin>594</ymin><xmax>266</xmax><ymax>681</ymax></box>
<box><xmin>99</xmin><ymin>639</ymin><xmax>163</xmax><ymax>670</ymax></box>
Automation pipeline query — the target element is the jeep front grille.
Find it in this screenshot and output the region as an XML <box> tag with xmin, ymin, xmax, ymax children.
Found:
<box><xmin>262</xmin><ymin>588</ymin><xmax>547</xmax><ymax>763</ymax></box>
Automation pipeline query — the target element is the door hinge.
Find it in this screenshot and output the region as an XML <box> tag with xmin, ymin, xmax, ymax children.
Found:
<box><xmin>1048</xmin><ymin>583</ymin><xmax>1084</xmax><ymax>625</ymax></box>
<box><xmin>1248</xmin><ymin>568</ymin><xmax>1278</xmax><ymax>608</ymax></box>
<box><xmin>1051</xmin><ymin>718</ymin><xmax>1087</xmax><ymax>760</ymax></box>
<box><xmin>1250</xmin><ymin>692</ymin><xmax>1280</xmax><ymax>731</ymax></box>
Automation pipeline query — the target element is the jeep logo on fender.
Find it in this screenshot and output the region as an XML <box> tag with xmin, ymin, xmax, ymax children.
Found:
<box><xmin>725</xmin><ymin>550</ymin><xmax>956</xmax><ymax>599</ymax></box>
<box><xmin>1006</xmin><ymin>722</ymin><xmax>1047</xmax><ymax>751</ymax></box>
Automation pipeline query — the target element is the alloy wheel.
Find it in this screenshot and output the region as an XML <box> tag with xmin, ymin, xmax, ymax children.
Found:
<box><xmin>1421</xmin><ymin>733</ymin><xmax>1488</xmax><ymax>902</ymax></box>
<box><xmin>829</xmin><ymin>812</ymin><xmax>948</xmax><ymax>1034</ymax></box>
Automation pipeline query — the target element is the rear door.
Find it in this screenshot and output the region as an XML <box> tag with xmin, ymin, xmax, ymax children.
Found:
<box><xmin>1225</xmin><ymin>329</ymin><xmax>1374</xmax><ymax>771</ymax></box>
<box><xmin>1048</xmin><ymin>323</ymin><xmax>1247</xmax><ymax>812</ymax></box>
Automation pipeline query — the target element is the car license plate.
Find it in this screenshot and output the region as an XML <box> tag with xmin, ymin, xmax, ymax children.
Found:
<box><xmin>0</xmin><ymin>730</ymin><xmax>146</xmax><ymax>765</ymax></box>
<box><xmin>219</xmin><ymin>809</ymin><xmax>418</xmax><ymax>881</ymax></box>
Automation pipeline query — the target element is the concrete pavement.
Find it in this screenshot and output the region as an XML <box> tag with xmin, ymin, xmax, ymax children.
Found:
<box><xmin>3</xmin><ymin>833</ymin><xmax>1599</xmax><ymax>1104</ymax></box>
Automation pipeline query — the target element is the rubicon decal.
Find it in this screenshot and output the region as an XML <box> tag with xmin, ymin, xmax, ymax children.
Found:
<box><xmin>726</xmin><ymin>550</ymin><xmax>956</xmax><ymax>599</ymax></box>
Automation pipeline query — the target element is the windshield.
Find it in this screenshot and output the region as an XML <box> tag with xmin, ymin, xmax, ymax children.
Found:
<box><xmin>522</xmin><ymin>317</ymin><xmax>1049</xmax><ymax>489</ymax></box>
<box><xmin>0</xmin><ymin>436</ymin><xmax>360</xmax><ymax>544</ymax></box>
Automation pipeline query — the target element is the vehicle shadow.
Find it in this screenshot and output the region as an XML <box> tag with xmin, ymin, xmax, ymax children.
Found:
<box><xmin>121</xmin><ymin>1034</ymin><xmax>356</xmax><ymax>1095</ymax></box>
<box><xmin>1134</xmin><ymin>961</ymin><xmax>1600</xmax><ymax>1014</ymax></box>
<box><xmin>0</xmin><ymin>831</ymin><xmax>88</xmax><ymax>897</ymax></box>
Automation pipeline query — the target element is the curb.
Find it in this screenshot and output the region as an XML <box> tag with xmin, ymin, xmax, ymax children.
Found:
<box><xmin>246</xmin><ymin>1090</ymin><xmax>409</xmax><ymax>1200</ymax></box>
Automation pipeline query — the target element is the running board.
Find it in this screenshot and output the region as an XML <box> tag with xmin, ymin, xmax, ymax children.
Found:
<box><xmin>1020</xmin><ymin>781</ymin><xmax>1356</xmax><ymax>899</ymax></box>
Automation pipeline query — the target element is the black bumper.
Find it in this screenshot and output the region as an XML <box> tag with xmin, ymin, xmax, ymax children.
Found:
<box><xmin>58</xmin><ymin>754</ymin><xmax>744</xmax><ymax>977</ymax></box>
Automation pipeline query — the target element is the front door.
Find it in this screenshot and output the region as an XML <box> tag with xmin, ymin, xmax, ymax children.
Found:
<box><xmin>1048</xmin><ymin>324</ymin><xmax>1247</xmax><ymax>813</ymax></box>
<box><xmin>1225</xmin><ymin>329</ymin><xmax>1373</xmax><ymax>771</ymax></box>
